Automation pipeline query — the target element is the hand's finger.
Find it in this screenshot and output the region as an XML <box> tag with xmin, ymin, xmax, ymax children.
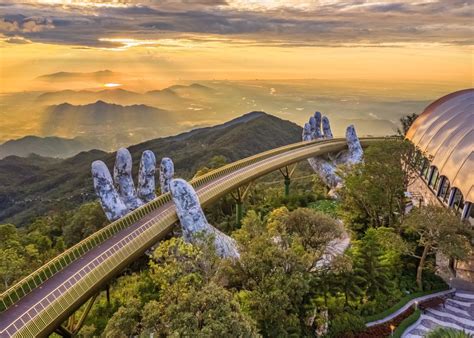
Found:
<box><xmin>302</xmin><ymin>122</ymin><xmax>312</xmax><ymax>141</ymax></box>
<box><xmin>309</xmin><ymin>116</ymin><xmax>317</xmax><ymax>139</ymax></box>
<box><xmin>345</xmin><ymin>125</ymin><xmax>363</xmax><ymax>164</ymax></box>
<box><xmin>169</xmin><ymin>178</ymin><xmax>207</xmax><ymax>237</ymax></box>
<box><xmin>113</xmin><ymin>148</ymin><xmax>143</xmax><ymax>210</ymax></box>
<box><xmin>170</xmin><ymin>178</ymin><xmax>240</xmax><ymax>258</ymax></box>
<box><xmin>159</xmin><ymin>157</ymin><xmax>174</xmax><ymax>194</ymax></box>
<box><xmin>322</xmin><ymin>116</ymin><xmax>333</xmax><ymax>139</ymax></box>
<box><xmin>91</xmin><ymin>160</ymin><xmax>128</xmax><ymax>221</ymax></box>
<box><xmin>314</xmin><ymin>111</ymin><xmax>322</xmax><ymax>138</ymax></box>
<box><xmin>138</xmin><ymin>150</ymin><xmax>156</xmax><ymax>202</ymax></box>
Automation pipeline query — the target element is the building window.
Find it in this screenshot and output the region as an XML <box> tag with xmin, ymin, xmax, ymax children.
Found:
<box><xmin>452</xmin><ymin>188</ymin><xmax>464</xmax><ymax>212</ymax></box>
<box><xmin>438</xmin><ymin>177</ymin><xmax>451</xmax><ymax>203</ymax></box>
<box><xmin>469</xmin><ymin>204</ymin><xmax>474</xmax><ymax>226</ymax></box>
<box><xmin>422</xmin><ymin>160</ymin><xmax>430</xmax><ymax>179</ymax></box>
<box><xmin>418</xmin><ymin>155</ymin><xmax>426</xmax><ymax>172</ymax></box>
<box><xmin>429</xmin><ymin>167</ymin><xmax>439</xmax><ymax>188</ymax></box>
<box><xmin>433</xmin><ymin>172</ymin><xmax>442</xmax><ymax>192</ymax></box>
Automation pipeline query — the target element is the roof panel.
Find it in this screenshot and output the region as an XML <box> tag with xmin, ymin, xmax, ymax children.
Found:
<box><xmin>410</xmin><ymin>92</ymin><xmax>473</xmax><ymax>146</ymax></box>
<box><xmin>406</xmin><ymin>88</ymin><xmax>474</xmax><ymax>203</ymax></box>
<box><xmin>429</xmin><ymin>113</ymin><xmax>474</xmax><ymax>161</ymax></box>
<box><xmin>452</xmin><ymin>152</ymin><xmax>474</xmax><ymax>202</ymax></box>
<box><xmin>417</xmin><ymin>101</ymin><xmax>473</xmax><ymax>152</ymax></box>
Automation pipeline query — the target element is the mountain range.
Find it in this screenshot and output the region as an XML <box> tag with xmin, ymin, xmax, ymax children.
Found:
<box><xmin>1</xmin><ymin>78</ymin><xmax>436</xmax><ymax>152</ymax></box>
<box><xmin>0</xmin><ymin>136</ymin><xmax>98</xmax><ymax>159</ymax></box>
<box><xmin>41</xmin><ymin>100</ymin><xmax>175</xmax><ymax>145</ymax></box>
<box><xmin>0</xmin><ymin>112</ymin><xmax>302</xmax><ymax>225</ymax></box>
<box><xmin>36</xmin><ymin>70</ymin><xmax>120</xmax><ymax>83</ymax></box>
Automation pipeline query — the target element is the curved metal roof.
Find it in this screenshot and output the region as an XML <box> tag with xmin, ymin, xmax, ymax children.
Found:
<box><xmin>406</xmin><ymin>89</ymin><xmax>474</xmax><ymax>203</ymax></box>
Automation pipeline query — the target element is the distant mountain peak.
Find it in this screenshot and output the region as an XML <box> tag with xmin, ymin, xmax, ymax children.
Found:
<box><xmin>94</xmin><ymin>99</ymin><xmax>109</xmax><ymax>105</ymax></box>
<box><xmin>36</xmin><ymin>70</ymin><xmax>121</xmax><ymax>82</ymax></box>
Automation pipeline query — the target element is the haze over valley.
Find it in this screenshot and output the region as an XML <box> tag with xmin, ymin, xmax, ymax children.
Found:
<box><xmin>0</xmin><ymin>73</ymin><xmax>464</xmax><ymax>158</ymax></box>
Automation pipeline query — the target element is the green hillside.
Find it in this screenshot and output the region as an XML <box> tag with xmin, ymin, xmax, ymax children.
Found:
<box><xmin>0</xmin><ymin>112</ymin><xmax>301</xmax><ymax>225</ymax></box>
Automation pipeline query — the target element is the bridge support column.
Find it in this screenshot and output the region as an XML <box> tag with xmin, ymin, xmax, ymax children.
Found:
<box><xmin>72</xmin><ymin>293</ymin><xmax>98</xmax><ymax>335</ymax></box>
<box><xmin>279</xmin><ymin>164</ymin><xmax>297</xmax><ymax>198</ymax></box>
<box><xmin>54</xmin><ymin>326</ymin><xmax>73</xmax><ymax>338</ymax></box>
<box><xmin>59</xmin><ymin>292</ymin><xmax>99</xmax><ymax>337</ymax></box>
<box><xmin>231</xmin><ymin>184</ymin><xmax>252</xmax><ymax>227</ymax></box>
<box><xmin>106</xmin><ymin>284</ymin><xmax>110</xmax><ymax>306</ymax></box>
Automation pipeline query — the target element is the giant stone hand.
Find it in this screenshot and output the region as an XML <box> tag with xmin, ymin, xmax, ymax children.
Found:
<box><xmin>92</xmin><ymin>149</ymin><xmax>239</xmax><ymax>258</ymax></box>
<box><xmin>92</xmin><ymin>148</ymin><xmax>156</xmax><ymax>221</ymax></box>
<box><xmin>170</xmin><ymin>179</ymin><xmax>240</xmax><ymax>258</ymax></box>
<box><xmin>302</xmin><ymin>112</ymin><xmax>363</xmax><ymax>192</ymax></box>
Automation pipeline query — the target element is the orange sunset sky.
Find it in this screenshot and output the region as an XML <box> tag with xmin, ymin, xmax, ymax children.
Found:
<box><xmin>0</xmin><ymin>0</ymin><xmax>472</xmax><ymax>93</ymax></box>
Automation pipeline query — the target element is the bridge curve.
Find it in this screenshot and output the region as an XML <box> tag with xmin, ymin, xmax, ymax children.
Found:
<box><xmin>0</xmin><ymin>137</ymin><xmax>387</xmax><ymax>337</ymax></box>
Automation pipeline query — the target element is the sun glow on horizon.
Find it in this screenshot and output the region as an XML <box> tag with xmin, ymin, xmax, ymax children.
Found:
<box><xmin>103</xmin><ymin>83</ymin><xmax>122</xmax><ymax>88</ymax></box>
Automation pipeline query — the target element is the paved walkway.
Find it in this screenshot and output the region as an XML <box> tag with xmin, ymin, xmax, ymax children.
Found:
<box><xmin>403</xmin><ymin>290</ymin><xmax>474</xmax><ymax>337</ymax></box>
<box><xmin>366</xmin><ymin>289</ymin><xmax>456</xmax><ymax>327</ymax></box>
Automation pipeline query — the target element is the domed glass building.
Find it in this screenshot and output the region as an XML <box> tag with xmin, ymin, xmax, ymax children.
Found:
<box><xmin>406</xmin><ymin>88</ymin><xmax>473</xmax><ymax>223</ymax></box>
<box><xmin>406</xmin><ymin>88</ymin><xmax>473</xmax><ymax>285</ymax></box>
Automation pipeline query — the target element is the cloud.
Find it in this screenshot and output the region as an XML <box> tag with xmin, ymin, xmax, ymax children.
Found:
<box><xmin>0</xmin><ymin>0</ymin><xmax>472</xmax><ymax>48</ymax></box>
<box><xmin>3</xmin><ymin>36</ymin><xmax>32</xmax><ymax>44</ymax></box>
<box><xmin>0</xmin><ymin>14</ymin><xmax>54</xmax><ymax>33</ymax></box>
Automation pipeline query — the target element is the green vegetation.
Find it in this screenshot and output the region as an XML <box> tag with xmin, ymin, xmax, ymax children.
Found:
<box><xmin>426</xmin><ymin>327</ymin><xmax>474</xmax><ymax>338</ymax></box>
<box><xmin>363</xmin><ymin>289</ymin><xmax>446</xmax><ymax>323</ymax></box>
<box><xmin>393</xmin><ymin>308</ymin><xmax>421</xmax><ymax>338</ymax></box>
<box><xmin>308</xmin><ymin>199</ymin><xmax>339</xmax><ymax>218</ymax></box>
<box><xmin>0</xmin><ymin>113</ymin><xmax>301</xmax><ymax>225</ymax></box>
<box><xmin>2</xmin><ymin>136</ymin><xmax>472</xmax><ymax>337</ymax></box>
<box><xmin>0</xmin><ymin>202</ymin><xmax>106</xmax><ymax>292</ymax></box>
<box><xmin>402</xmin><ymin>205</ymin><xmax>472</xmax><ymax>289</ymax></box>
<box><xmin>339</xmin><ymin>140</ymin><xmax>410</xmax><ymax>231</ymax></box>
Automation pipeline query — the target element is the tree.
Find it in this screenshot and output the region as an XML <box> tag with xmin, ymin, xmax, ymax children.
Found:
<box><xmin>228</xmin><ymin>208</ymin><xmax>327</xmax><ymax>336</ymax></box>
<box><xmin>339</xmin><ymin>140</ymin><xmax>407</xmax><ymax>231</ymax></box>
<box><xmin>331</xmin><ymin>255</ymin><xmax>365</xmax><ymax>307</ymax></box>
<box><xmin>104</xmin><ymin>298</ymin><xmax>141</xmax><ymax>338</ymax></box>
<box><xmin>142</xmin><ymin>282</ymin><xmax>257</xmax><ymax>337</ymax></box>
<box><xmin>62</xmin><ymin>202</ymin><xmax>108</xmax><ymax>247</ymax></box>
<box><xmin>280</xmin><ymin>208</ymin><xmax>342</xmax><ymax>254</ymax></box>
<box><xmin>354</xmin><ymin>228</ymin><xmax>393</xmax><ymax>300</ymax></box>
<box><xmin>401</xmin><ymin>205</ymin><xmax>472</xmax><ymax>289</ymax></box>
<box><xmin>397</xmin><ymin>113</ymin><xmax>419</xmax><ymax>136</ymax></box>
<box><xmin>0</xmin><ymin>248</ymin><xmax>25</xmax><ymax>289</ymax></box>
<box><xmin>145</xmin><ymin>237</ymin><xmax>256</xmax><ymax>336</ymax></box>
<box><xmin>0</xmin><ymin>224</ymin><xmax>27</xmax><ymax>290</ymax></box>
<box><xmin>193</xmin><ymin>155</ymin><xmax>228</xmax><ymax>178</ymax></box>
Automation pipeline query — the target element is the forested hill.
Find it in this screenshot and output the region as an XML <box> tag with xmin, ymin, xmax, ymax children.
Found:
<box><xmin>0</xmin><ymin>112</ymin><xmax>302</xmax><ymax>225</ymax></box>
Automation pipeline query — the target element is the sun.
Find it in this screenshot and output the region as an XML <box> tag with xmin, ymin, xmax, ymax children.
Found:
<box><xmin>103</xmin><ymin>83</ymin><xmax>122</xmax><ymax>88</ymax></box>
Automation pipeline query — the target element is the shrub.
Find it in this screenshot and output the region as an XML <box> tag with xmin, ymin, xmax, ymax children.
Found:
<box><xmin>308</xmin><ymin>200</ymin><xmax>340</xmax><ymax>218</ymax></box>
<box><xmin>328</xmin><ymin>312</ymin><xmax>365</xmax><ymax>337</ymax></box>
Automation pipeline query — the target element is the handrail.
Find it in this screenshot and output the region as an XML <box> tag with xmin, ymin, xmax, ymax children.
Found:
<box><xmin>0</xmin><ymin>138</ymin><xmax>329</xmax><ymax>313</ymax></box>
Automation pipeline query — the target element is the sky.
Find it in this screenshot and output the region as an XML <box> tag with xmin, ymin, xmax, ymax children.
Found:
<box><xmin>0</xmin><ymin>0</ymin><xmax>473</xmax><ymax>92</ymax></box>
